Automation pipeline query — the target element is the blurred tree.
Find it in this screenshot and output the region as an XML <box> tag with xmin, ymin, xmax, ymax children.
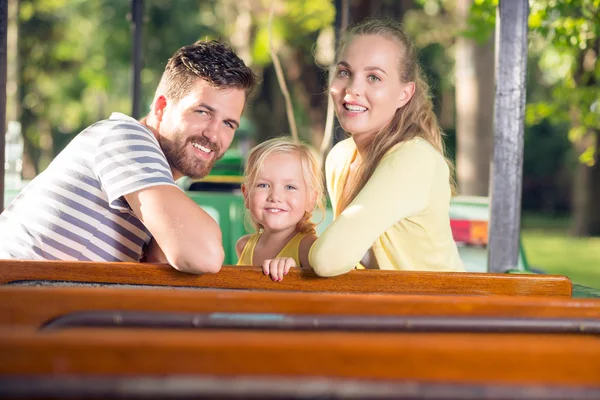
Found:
<box><xmin>17</xmin><ymin>0</ymin><xmax>444</xmax><ymax>178</ymax></box>
<box><xmin>239</xmin><ymin>0</ymin><xmax>336</xmax><ymax>148</ymax></box>
<box><xmin>454</xmin><ymin>0</ymin><xmax>494</xmax><ymax>196</ymax></box>
<box><xmin>18</xmin><ymin>0</ymin><xmax>131</xmax><ymax>176</ymax></box>
<box><xmin>527</xmin><ymin>0</ymin><xmax>600</xmax><ymax>236</ymax></box>
<box><xmin>402</xmin><ymin>0</ymin><xmax>495</xmax><ymax>196</ymax></box>
<box><xmin>447</xmin><ymin>0</ymin><xmax>600</xmax><ymax>234</ymax></box>
<box><xmin>17</xmin><ymin>0</ymin><xmax>242</xmax><ymax>173</ymax></box>
<box><xmin>522</xmin><ymin>118</ymin><xmax>573</xmax><ymax>213</ymax></box>
<box><xmin>6</xmin><ymin>0</ymin><xmax>19</xmax><ymax>125</ymax></box>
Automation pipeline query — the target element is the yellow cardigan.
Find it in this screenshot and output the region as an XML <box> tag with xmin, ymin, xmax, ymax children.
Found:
<box><xmin>309</xmin><ymin>137</ymin><xmax>464</xmax><ymax>276</ymax></box>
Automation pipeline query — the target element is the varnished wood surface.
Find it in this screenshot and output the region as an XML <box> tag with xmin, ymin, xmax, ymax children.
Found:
<box><xmin>0</xmin><ymin>260</ymin><xmax>573</xmax><ymax>297</ymax></box>
<box><xmin>0</xmin><ymin>286</ymin><xmax>597</xmax><ymax>327</ymax></box>
<box><xmin>1</xmin><ymin>327</ymin><xmax>599</xmax><ymax>386</ymax></box>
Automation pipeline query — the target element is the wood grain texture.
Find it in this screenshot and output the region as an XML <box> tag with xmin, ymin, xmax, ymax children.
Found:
<box><xmin>0</xmin><ymin>260</ymin><xmax>572</xmax><ymax>297</ymax></box>
<box><xmin>0</xmin><ymin>286</ymin><xmax>597</xmax><ymax>327</ymax></box>
<box><xmin>1</xmin><ymin>327</ymin><xmax>599</xmax><ymax>386</ymax></box>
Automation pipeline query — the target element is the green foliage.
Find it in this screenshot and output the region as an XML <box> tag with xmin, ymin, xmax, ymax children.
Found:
<box><xmin>528</xmin><ymin>0</ymin><xmax>600</xmax><ymax>163</ymax></box>
<box><xmin>251</xmin><ymin>0</ymin><xmax>335</xmax><ymax>66</ymax></box>
<box><xmin>462</xmin><ymin>0</ymin><xmax>497</xmax><ymax>43</ymax></box>
<box><xmin>17</xmin><ymin>0</ymin><xmax>228</xmax><ymax>171</ymax></box>
<box><xmin>524</xmin><ymin>119</ymin><xmax>572</xmax><ymax>180</ymax></box>
<box><xmin>252</xmin><ymin>20</ymin><xmax>287</xmax><ymax>66</ymax></box>
<box><xmin>17</xmin><ymin>0</ymin><xmax>336</xmax><ymax>172</ymax></box>
<box><xmin>468</xmin><ymin>0</ymin><xmax>600</xmax><ymax>167</ymax></box>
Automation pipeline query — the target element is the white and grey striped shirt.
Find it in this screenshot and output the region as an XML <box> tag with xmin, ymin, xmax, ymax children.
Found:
<box><xmin>0</xmin><ymin>112</ymin><xmax>177</xmax><ymax>261</ymax></box>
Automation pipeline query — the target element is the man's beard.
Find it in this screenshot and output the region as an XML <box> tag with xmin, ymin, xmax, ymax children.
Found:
<box><xmin>161</xmin><ymin>132</ymin><xmax>223</xmax><ymax>179</ymax></box>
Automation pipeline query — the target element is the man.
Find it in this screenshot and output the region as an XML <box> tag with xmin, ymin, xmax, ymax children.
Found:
<box><xmin>0</xmin><ymin>40</ymin><xmax>258</xmax><ymax>273</ymax></box>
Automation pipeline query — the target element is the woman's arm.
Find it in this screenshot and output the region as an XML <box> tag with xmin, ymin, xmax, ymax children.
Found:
<box><xmin>309</xmin><ymin>140</ymin><xmax>437</xmax><ymax>276</ymax></box>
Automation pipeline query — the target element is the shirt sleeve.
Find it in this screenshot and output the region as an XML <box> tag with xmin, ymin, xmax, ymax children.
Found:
<box><xmin>93</xmin><ymin>122</ymin><xmax>178</xmax><ymax>213</ymax></box>
<box><xmin>309</xmin><ymin>140</ymin><xmax>437</xmax><ymax>276</ymax></box>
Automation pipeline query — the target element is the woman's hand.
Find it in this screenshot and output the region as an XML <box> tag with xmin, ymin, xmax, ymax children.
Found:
<box><xmin>262</xmin><ymin>257</ymin><xmax>296</xmax><ymax>282</ymax></box>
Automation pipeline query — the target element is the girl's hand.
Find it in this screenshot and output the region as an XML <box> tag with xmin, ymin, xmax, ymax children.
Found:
<box><xmin>262</xmin><ymin>257</ymin><xmax>296</xmax><ymax>282</ymax></box>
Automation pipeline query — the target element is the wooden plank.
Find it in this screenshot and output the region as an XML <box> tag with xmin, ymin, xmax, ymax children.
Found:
<box><xmin>0</xmin><ymin>286</ymin><xmax>598</xmax><ymax>327</ymax></box>
<box><xmin>2</xmin><ymin>375</ymin><xmax>600</xmax><ymax>400</ymax></box>
<box><xmin>0</xmin><ymin>260</ymin><xmax>573</xmax><ymax>297</ymax></box>
<box><xmin>1</xmin><ymin>327</ymin><xmax>599</xmax><ymax>387</ymax></box>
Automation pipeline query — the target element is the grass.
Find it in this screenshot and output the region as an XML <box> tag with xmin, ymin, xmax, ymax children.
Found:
<box><xmin>521</xmin><ymin>214</ymin><xmax>600</xmax><ymax>289</ymax></box>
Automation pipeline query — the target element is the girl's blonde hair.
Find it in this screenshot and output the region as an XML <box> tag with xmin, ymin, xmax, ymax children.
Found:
<box><xmin>333</xmin><ymin>18</ymin><xmax>457</xmax><ymax>216</ymax></box>
<box><xmin>243</xmin><ymin>137</ymin><xmax>325</xmax><ymax>234</ymax></box>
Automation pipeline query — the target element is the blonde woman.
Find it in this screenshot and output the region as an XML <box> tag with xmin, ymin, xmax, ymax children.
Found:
<box><xmin>310</xmin><ymin>19</ymin><xmax>464</xmax><ymax>276</ymax></box>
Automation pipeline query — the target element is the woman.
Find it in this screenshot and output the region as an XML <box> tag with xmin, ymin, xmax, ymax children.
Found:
<box><xmin>309</xmin><ymin>18</ymin><xmax>464</xmax><ymax>276</ymax></box>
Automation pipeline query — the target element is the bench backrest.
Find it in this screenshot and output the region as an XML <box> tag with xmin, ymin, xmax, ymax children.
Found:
<box><xmin>1</xmin><ymin>327</ymin><xmax>598</xmax><ymax>389</ymax></box>
<box><xmin>0</xmin><ymin>287</ymin><xmax>596</xmax><ymax>327</ymax></box>
<box><xmin>0</xmin><ymin>260</ymin><xmax>573</xmax><ymax>297</ymax></box>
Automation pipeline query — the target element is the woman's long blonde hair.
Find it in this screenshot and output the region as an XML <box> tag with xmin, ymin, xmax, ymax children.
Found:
<box><xmin>243</xmin><ymin>137</ymin><xmax>325</xmax><ymax>234</ymax></box>
<box><xmin>334</xmin><ymin>18</ymin><xmax>457</xmax><ymax>216</ymax></box>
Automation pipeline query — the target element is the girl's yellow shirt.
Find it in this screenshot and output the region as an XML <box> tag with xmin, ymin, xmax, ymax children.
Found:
<box><xmin>237</xmin><ymin>231</ymin><xmax>308</xmax><ymax>267</ymax></box>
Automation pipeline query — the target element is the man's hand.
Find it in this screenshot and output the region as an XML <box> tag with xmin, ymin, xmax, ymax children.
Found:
<box><xmin>262</xmin><ymin>257</ymin><xmax>296</xmax><ymax>282</ymax></box>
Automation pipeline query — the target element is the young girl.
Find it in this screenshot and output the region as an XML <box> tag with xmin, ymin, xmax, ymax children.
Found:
<box><xmin>236</xmin><ymin>137</ymin><xmax>324</xmax><ymax>281</ymax></box>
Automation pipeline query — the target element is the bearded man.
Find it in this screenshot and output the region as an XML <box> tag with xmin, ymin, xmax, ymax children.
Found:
<box><xmin>0</xmin><ymin>40</ymin><xmax>257</xmax><ymax>273</ymax></box>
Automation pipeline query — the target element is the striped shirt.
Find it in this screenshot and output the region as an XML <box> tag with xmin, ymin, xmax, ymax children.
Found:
<box><xmin>0</xmin><ymin>113</ymin><xmax>178</xmax><ymax>261</ymax></box>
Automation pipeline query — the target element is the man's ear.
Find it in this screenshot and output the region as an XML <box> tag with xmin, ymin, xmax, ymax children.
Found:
<box><xmin>241</xmin><ymin>184</ymin><xmax>250</xmax><ymax>209</ymax></box>
<box><xmin>153</xmin><ymin>95</ymin><xmax>168</xmax><ymax>123</ymax></box>
<box><xmin>396</xmin><ymin>81</ymin><xmax>416</xmax><ymax>110</ymax></box>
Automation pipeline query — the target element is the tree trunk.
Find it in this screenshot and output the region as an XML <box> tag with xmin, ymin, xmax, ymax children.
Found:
<box><xmin>571</xmin><ymin>132</ymin><xmax>600</xmax><ymax>236</ymax></box>
<box><xmin>590</xmin><ymin>140</ymin><xmax>600</xmax><ymax>236</ymax></box>
<box><xmin>439</xmin><ymin>88</ymin><xmax>454</xmax><ymax>130</ymax></box>
<box><xmin>288</xmin><ymin>48</ymin><xmax>327</xmax><ymax>148</ymax></box>
<box><xmin>6</xmin><ymin>0</ymin><xmax>18</xmax><ymax>124</ymax></box>
<box><xmin>229</xmin><ymin>0</ymin><xmax>252</xmax><ymax>65</ymax></box>
<box><xmin>455</xmin><ymin>0</ymin><xmax>494</xmax><ymax>196</ymax></box>
<box><xmin>569</xmin><ymin>39</ymin><xmax>600</xmax><ymax>236</ymax></box>
<box><xmin>350</xmin><ymin>0</ymin><xmax>415</xmax><ymax>23</ymax></box>
<box><xmin>252</xmin><ymin>66</ymin><xmax>288</xmax><ymax>143</ymax></box>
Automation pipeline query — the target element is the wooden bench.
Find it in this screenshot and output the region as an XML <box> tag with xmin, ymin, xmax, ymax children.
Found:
<box><xmin>5</xmin><ymin>376</ymin><xmax>598</xmax><ymax>400</ymax></box>
<box><xmin>0</xmin><ymin>327</ymin><xmax>599</xmax><ymax>397</ymax></box>
<box><xmin>0</xmin><ymin>286</ymin><xmax>597</xmax><ymax>328</ymax></box>
<box><xmin>0</xmin><ymin>260</ymin><xmax>573</xmax><ymax>297</ymax></box>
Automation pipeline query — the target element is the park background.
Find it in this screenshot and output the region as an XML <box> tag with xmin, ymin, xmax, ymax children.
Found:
<box><xmin>3</xmin><ymin>0</ymin><xmax>599</xmax><ymax>287</ymax></box>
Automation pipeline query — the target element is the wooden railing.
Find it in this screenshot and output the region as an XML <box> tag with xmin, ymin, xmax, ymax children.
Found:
<box><xmin>1</xmin><ymin>327</ymin><xmax>599</xmax><ymax>388</ymax></box>
<box><xmin>0</xmin><ymin>260</ymin><xmax>573</xmax><ymax>297</ymax></box>
<box><xmin>0</xmin><ymin>286</ymin><xmax>597</xmax><ymax>328</ymax></box>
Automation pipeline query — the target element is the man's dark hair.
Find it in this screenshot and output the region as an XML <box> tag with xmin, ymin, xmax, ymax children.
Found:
<box><xmin>157</xmin><ymin>40</ymin><xmax>258</xmax><ymax>102</ymax></box>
